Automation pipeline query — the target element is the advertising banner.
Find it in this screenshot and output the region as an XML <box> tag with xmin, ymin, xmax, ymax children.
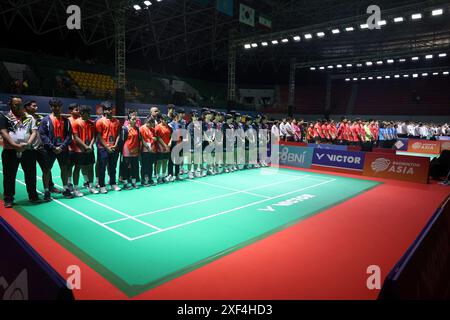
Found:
<box><xmin>440</xmin><ymin>141</ymin><xmax>450</xmax><ymax>151</ymax></box>
<box><xmin>363</xmin><ymin>153</ymin><xmax>430</xmax><ymax>184</ymax></box>
<box><xmin>407</xmin><ymin>139</ymin><xmax>441</xmax><ymax>155</ymax></box>
<box><xmin>279</xmin><ymin>145</ymin><xmax>314</xmax><ymax>168</ymax></box>
<box><xmin>308</xmin><ymin>143</ymin><xmax>348</xmax><ymax>151</ymax></box>
<box><xmin>393</xmin><ymin>138</ymin><xmax>409</xmax><ymax>151</ymax></box>
<box><xmin>372</xmin><ymin>148</ymin><xmax>396</xmax><ymax>154</ymax></box>
<box><xmin>312</xmin><ymin>149</ymin><xmax>366</xmax><ymax>171</ymax></box>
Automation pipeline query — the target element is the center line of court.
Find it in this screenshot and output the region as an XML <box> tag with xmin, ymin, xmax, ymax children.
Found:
<box><xmin>130</xmin><ymin>178</ymin><xmax>336</xmax><ymax>241</ymax></box>
<box><xmin>103</xmin><ymin>174</ymin><xmax>312</xmax><ymax>225</ymax></box>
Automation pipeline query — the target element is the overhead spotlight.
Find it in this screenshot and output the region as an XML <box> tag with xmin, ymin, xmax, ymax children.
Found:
<box><xmin>376</xmin><ymin>61</ymin><xmax>383</xmax><ymax>65</ymax></box>
<box><xmin>361</xmin><ymin>77</ymin><xmax>366</xmax><ymax>81</ymax></box>
<box><xmin>133</xmin><ymin>4</ymin><xmax>142</xmax><ymax>10</ymax></box>
<box><xmin>345</xmin><ymin>27</ymin><xmax>354</xmax><ymax>32</ymax></box>
<box><xmin>331</xmin><ymin>29</ymin><xmax>340</xmax><ymax>34</ymax></box>
<box><xmin>377</xmin><ymin>76</ymin><xmax>382</xmax><ymax>79</ymax></box>
<box><xmin>244</xmin><ymin>44</ymin><xmax>251</xmax><ymax>49</ymax></box>
<box><xmin>403</xmin><ymin>74</ymin><xmax>410</xmax><ymax>78</ymax></box>
<box><xmin>317</xmin><ymin>32</ymin><xmax>325</xmax><ymax>37</ymax></box>
<box><xmin>443</xmin><ymin>71</ymin><xmax>449</xmax><ymax>75</ymax></box>
<box><xmin>425</xmin><ymin>54</ymin><xmax>433</xmax><ymax>59</ymax></box>
<box><xmin>261</xmin><ymin>42</ymin><xmax>268</xmax><ymax>46</ymax></box>
<box><xmin>394</xmin><ymin>17</ymin><xmax>404</xmax><ymax>23</ymax></box>
<box><xmin>310</xmin><ymin>67</ymin><xmax>316</xmax><ymax>71</ymax></box>
<box><xmin>144</xmin><ymin>1</ymin><xmax>152</xmax><ymax>6</ymax></box>
<box><xmin>366</xmin><ymin>61</ymin><xmax>373</xmax><ymax>66</ymax></box>
<box><xmin>411</xmin><ymin>13</ymin><xmax>422</xmax><ymax>20</ymax></box>
<box><xmin>422</xmin><ymin>73</ymin><xmax>428</xmax><ymax>77</ymax></box>
<box><xmin>336</xmin><ymin>64</ymin><xmax>343</xmax><ymax>68</ymax></box>
<box><xmin>281</xmin><ymin>38</ymin><xmax>289</xmax><ymax>43</ymax></box>
<box><xmin>304</xmin><ymin>34</ymin><xmax>313</xmax><ymax>39</ymax></box>
<box><xmin>411</xmin><ymin>56</ymin><xmax>419</xmax><ymax>61</ymax></box>
<box><xmin>432</xmin><ymin>9</ymin><xmax>443</xmax><ymax>16</ymax></box>
<box><xmin>433</xmin><ymin>72</ymin><xmax>439</xmax><ymax>76</ymax></box>
<box><xmin>251</xmin><ymin>43</ymin><xmax>258</xmax><ymax>48</ymax></box>
<box><xmin>345</xmin><ymin>78</ymin><xmax>350</xmax><ymax>81</ymax></box>
<box><xmin>378</xmin><ymin>20</ymin><xmax>387</xmax><ymax>26</ymax></box>
<box><xmin>353</xmin><ymin>78</ymin><xmax>358</xmax><ymax>81</ymax></box>
<box><xmin>368</xmin><ymin>77</ymin><xmax>374</xmax><ymax>80</ymax></box>
<box><xmin>360</xmin><ymin>24</ymin><xmax>369</xmax><ymax>29</ymax></box>
<box><xmin>399</xmin><ymin>58</ymin><xmax>406</xmax><ymax>62</ymax></box>
<box><xmin>327</xmin><ymin>65</ymin><xmax>334</xmax><ymax>69</ymax></box>
<box><xmin>293</xmin><ymin>36</ymin><xmax>301</xmax><ymax>41</ymax></box>
<box><xmin>319</xmin><ymin>66</ymin><xmax>325</xmax><ymax>70</ymax></box>
<box><xmin>346</xmin><ymin>64</ymin><xmax>352</xmax><ymax>67</ymax></box>
<box><xmin>413</xmin><ymin>73</ymin><xmax>418</xmax><ymax>78</ymax></box>
<box><xmin>394</xmin><ymin>75</ymin><xmax>400</xmax><ymax>78</ymax></box>
<box><xmin>356</xmin><ymin>63</ymin><xmax>363</xmax><ymax>67</ymax></box>
<box><xmin>271</xmin><ymin>40</ymin><xmax>279</xmax><ymax>45</ymax></box>
<box><xmin>439</xmin><ymin>53</ymin><xmax>447</xmax><ymax>57</ymax></box>
<box><xmin>387</xmin><ymin>59</ymin><xmax>394</xmax><ymax>64</ymax></box>
<box><xmin>385</xmin><ymin>76</ymin><xmax>391</xmax><ymax>79</ymax></box>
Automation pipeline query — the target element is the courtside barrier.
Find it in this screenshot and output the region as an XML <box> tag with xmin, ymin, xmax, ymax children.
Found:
<box><xmin>363</xmin><ymin>152</ymin><xmax>430</xmax><ymax>184</ymax></box>
<box><xmin>278</xmin><ymin>144</ymin><xmax>314</xmax><ymax>168</ymax></box>
<box><xmin>0</xmin><ymin>217</ymin><xmax>74</xmax><ymax>300</ymax></box>
<box><xmin>407</xmin><ymin>139</ymin><xmax>441</xmax><ymax>155</ymax></box>
<box><xmin>379</xmin><ymin>196</ymin><xmax>450</xmax><ymax>299</ymax></box>
<box><xmin>372</xmin><ymin>148</ymin><xmax>396</xmax><ymax>154</ymax></box>
<box><xmin>393</xmin><ymin>138</ymin><xmax>409</xmax><ymax>151</ymax></box>
<box><xmin>311</xmin><ymin>149</ymin><xmax>366</xmax><ymax>173</ymax></box>
<box><xmin>307</xmin><ymin>143</ymin><xmax>348</xmax><ymax>151</ymax></box>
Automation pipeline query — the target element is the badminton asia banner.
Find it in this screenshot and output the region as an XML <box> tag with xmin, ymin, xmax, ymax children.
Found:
<box><xmin>312</xmin><ymin>149</ymin><xmax>366</xmax><ymax>172</ymax></box>
<box><xmin>407</xmin><ymin>139</ymin><xmax>441</xmax><ymax>155</ymax></box>
<box><xmin>363</xmin><ymin>153</ymin><xmax>430</xmax><ymax>184</ymax></box>
<box><xmin>278</xmin><ymin>145</ymin><xmax>314</xmax><ymax>168</ymax></box>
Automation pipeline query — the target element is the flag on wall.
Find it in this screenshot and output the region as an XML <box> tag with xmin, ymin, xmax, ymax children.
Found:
<box><xmin>259</xmin><ymin>15</ymin><xmax>272</xmax><ymax>29</ymax></box>
<box><xmin>216</xmin><ymin>0</ymin><xmax>233</xmax><ymax>16</ymax></box>
<box><xmin>239</xmin><ymin>3</ymin><xmax>255</xmax><ymax>27</ymax></box>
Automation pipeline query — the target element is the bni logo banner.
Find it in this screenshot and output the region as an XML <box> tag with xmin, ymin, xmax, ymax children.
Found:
<box><xmin>312</xmin><ymin>149</ymin><xmax>366</xmax><ymax>171</ymax></box>
<box><xmin>279</xmin><ymin>146</ymin><xmax>314</xmax><ymax>168</ymax></box>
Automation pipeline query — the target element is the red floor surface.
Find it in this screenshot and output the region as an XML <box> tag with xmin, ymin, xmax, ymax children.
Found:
<box><xmin>1</xmin><ymin>167</ymin><xmax>449</xmax><ymax>300</ymax></box>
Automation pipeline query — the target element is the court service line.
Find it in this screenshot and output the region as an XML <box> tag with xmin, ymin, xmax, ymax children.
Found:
<box><xmin>187</xmin><ymin>179</ymin><xmax>271</xmax><ymax>199</ymax></box>
<box><xmin>0</xmin><ymin>171</ymin><xmax>132</xmax><ymax>241</ymax></box>
<box><xmin>18</xmin><ymin>169</ymin><xmax>163</xmax><ymax>232</ymax></box>
<box><xmin>103</xmin><ymin>174</ymin><xmax>313</xmax><ymax>225</ymax></box>
<box><xmin>129</xmin><ymin>178</ymin><xmax>336</xmax><ymax>241</ymax></box>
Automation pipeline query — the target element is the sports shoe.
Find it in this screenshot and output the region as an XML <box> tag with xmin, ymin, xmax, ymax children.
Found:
<box><xmin>175</xmin><ymin>175</ymin><xmax>183</xmax><ymax>181</ymax></box>
<box><xmin>43</xmin><ymin>192</ymin><xmax>52</xmax><ymax>202</ymax></box>
<box><xmin>165</xmin><ymin>175</ymin><xmax>173</xmax><ymax>183</ymax></box>
<box><xmin>29</xmin><ymin>197</ymin><xmax>43</xmax><ymax>204</ymax></box>
<box><xmin>123</xmin><ymin>184</ymin><xmax>132</xmax><ymax>190</ymax></box>
<box><xmin>157</xmin><ymin>177</ymin><xmax>164</xmax><ymax>184</ymax></box>
<box><xmin>132</xmin><ymin>183</ymin><xmax>139</xmax><ymax>189</ymax></box>
<box><xmin>99</xmin><ymin>187</ymin><xmax>108</xmax><ymax>194</ymax></box>
<box><xmin>63</xmin><ymin>190</ymin><xmax>74</xmax><ymax>199</ymax></box>
<box><xmin>111</xmin><ymin>184</ymin><xmax>122</xmax><ymax>191</ymax></box>
<box><xmin>88</xmin><ymin>186</ymin><xmax>99</xmax><ymax>194</ymax></box>
<box><xmin>83</xmin><ymin>182</ymin><xmax>90</xmax><ymax>189</ymax></box>
<box><xmin>195</xmin><ymin>170</ymin><xmax>201</xmax><ymax>178</ymax></box>
<box><xmin>73</xmin><ymin>189</ymin><xmax>84</xmax><ymax>197</ymax></box>
<box><xmin>224</xmin><ymin>167</ymin><xmax>230</xmax><ymax>173</ymax></box>
<box><xmin>4</xmin><ymin>201</ymin><xmax>13</xmax><ymax>208</ymax></box>
<box><xmin>188</xmin><ymin>171</ymin><xmax>195</xmax><ymax>179</ymax></box>
<box><xmin>49</xmin><ymin>186</ymin><xmax>62</xmax><ymax>194</ymax></box>
<box><xmin>68</xmin><ymin>183</ymin><xmax>74</xmax><ymax>192</ymax></box>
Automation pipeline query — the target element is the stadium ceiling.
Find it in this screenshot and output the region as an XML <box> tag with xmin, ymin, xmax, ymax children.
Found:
<box><xmin>1</xmin><ymin>0</ymin><xmax>450</xmax><ymax>68</ymax></box>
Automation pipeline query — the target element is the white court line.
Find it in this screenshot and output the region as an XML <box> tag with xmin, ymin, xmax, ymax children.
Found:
<box><xmin>18</xmin><ymin>169</ymin><xmax>162</xmax><ymax>232</ymax></box>
<box><xmin>261</xmin><ymin>168</ymin><xmax>333</xmax><ymax>181</ymax></box>
<box><xmin>187</xmin><ymin>179</ymin><xmax>271</xmax><ymax>199</ymax></box>
<box><xmin>130</xmin><ymin>178</ymin><xmax>336</xmax><ymax>241</ymax></box>
<box><xmin>103</xmin><ymin>174</ymin><xmax>312</xmax><ymax>225</ymax></box>
<box><xmin>0</xmin><ymin>171</ymin><xmax>132</xmax><ymax>241</ymax></box>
